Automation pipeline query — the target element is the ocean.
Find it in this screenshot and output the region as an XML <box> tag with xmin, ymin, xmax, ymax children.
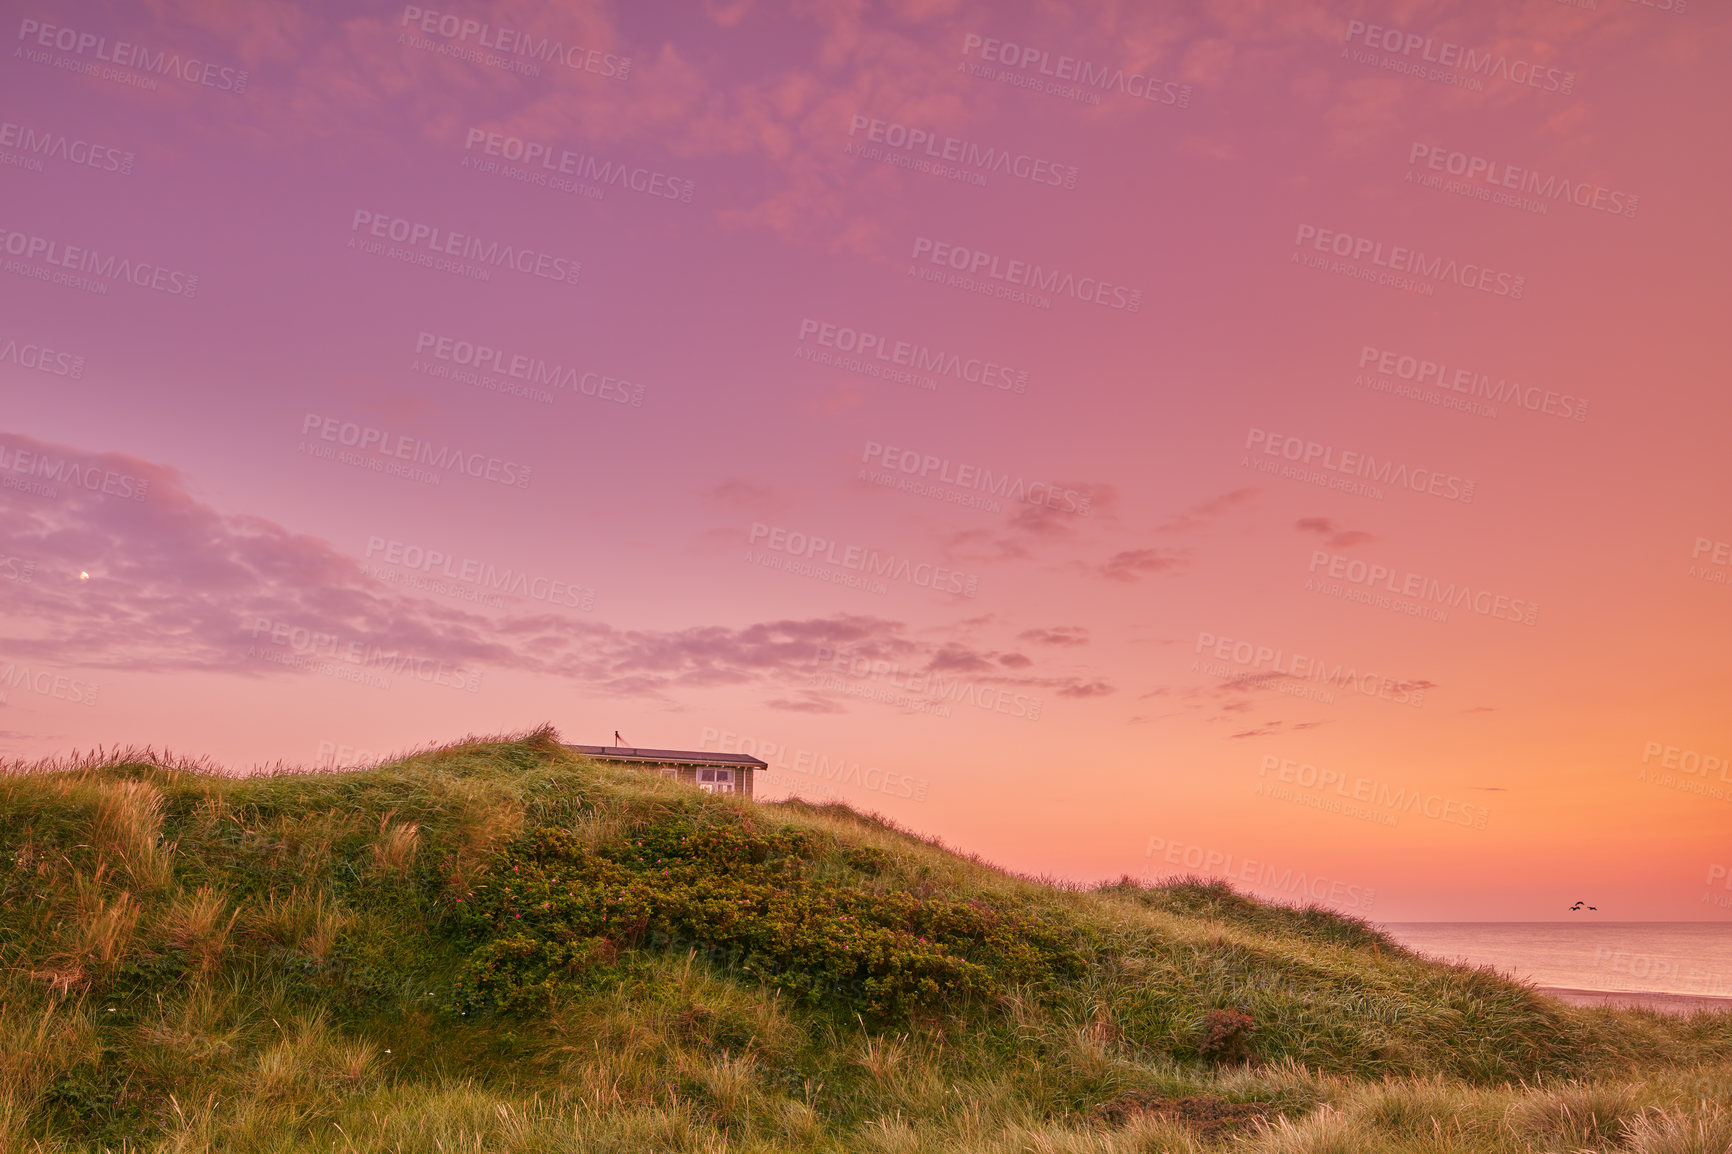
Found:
<box><xmin>1381</xmin><ymin>923</ymin><xmax>1732</xmax><ymax>997</ymax></box>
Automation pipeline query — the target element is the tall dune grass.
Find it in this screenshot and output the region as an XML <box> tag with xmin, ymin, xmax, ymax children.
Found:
<box><xmin>0</xmin><ymin>725</ymin><xmax>1726</xmax><ymax>1152</ymax></box>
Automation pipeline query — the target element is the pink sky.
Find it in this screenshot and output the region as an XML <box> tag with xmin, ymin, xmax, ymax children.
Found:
<box><xmin>2</xmin><ymin>0</ymin><xmax>1729</xmax><ymax>920</ymax></box>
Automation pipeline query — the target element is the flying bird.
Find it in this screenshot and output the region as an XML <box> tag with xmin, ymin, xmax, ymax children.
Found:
<box><xmin>1568</xmin><ymin>901</ymin><xmax>1597</xmax><ymax>911</ymax></box>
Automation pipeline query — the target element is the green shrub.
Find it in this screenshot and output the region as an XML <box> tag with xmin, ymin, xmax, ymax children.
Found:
<box><xmin>449</xmin><ymin>816</ymin><xmax>1086</xmax><ymax>1019</ymax></box>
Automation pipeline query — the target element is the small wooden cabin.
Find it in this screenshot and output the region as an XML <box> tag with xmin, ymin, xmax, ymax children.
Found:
<box><xmin>566</xmin><ymin>744</ymin><xmax>765</xmax><ymax>798</ymax></box>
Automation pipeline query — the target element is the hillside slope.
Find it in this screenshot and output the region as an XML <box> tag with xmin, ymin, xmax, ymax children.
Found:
<box><xmin>1</xmin><ymin>727</ymin><xmax>1728</xmax><ymax>1153</ymax></box>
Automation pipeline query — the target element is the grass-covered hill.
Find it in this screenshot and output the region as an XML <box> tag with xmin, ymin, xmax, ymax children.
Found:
<box><xmin>2</xmin><ymin>727</ymin><xmax>1729</xmax><ymax>1153</ymax></box>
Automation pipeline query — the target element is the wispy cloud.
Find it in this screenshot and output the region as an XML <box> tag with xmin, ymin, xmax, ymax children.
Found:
<box><xmin>0</xmin><ymin>434</ymin><xmax>1114</xmax><ymax>707</ymax></box>
<box><xmin>1297</xmin><ymin>517</ymin><xmax>1377</xmax><ymax>549</ymax></box>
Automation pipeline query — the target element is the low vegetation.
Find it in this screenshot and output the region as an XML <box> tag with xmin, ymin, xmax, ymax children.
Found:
<box><xmin>0</xmin><ymin>726</ymin><xmax>1727</xmax><ymax>1152</ymax></box>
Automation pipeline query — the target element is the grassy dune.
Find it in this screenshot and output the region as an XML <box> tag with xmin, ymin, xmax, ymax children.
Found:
<box><xmin>1</xmin><ymin>727</ymin><xmax>1729</xmax><ymax>1153</ymax></box>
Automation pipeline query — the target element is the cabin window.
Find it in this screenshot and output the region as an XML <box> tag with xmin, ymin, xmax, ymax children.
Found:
<box><xmin>658</xmin><ymin>767</ymin><xmax>679</xmax><ymax>779</ymax></box>
<box><xmin>697</xmin><ymin>767</ymin><xmax>735</xmax><ymax>794</ymax></box>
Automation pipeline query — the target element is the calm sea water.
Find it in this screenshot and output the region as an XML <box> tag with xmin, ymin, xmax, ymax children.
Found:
<box><xmin>1381</xmin><ymin>923</ymin><xmax>1732</xmax><ymax>997</ymax></box>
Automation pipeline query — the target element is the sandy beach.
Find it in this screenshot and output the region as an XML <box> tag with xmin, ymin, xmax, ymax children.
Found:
<box><xmin>1539</xmin><ymin>986</ymin><xmax>1732</xmax><ymax>1015</ymax></box>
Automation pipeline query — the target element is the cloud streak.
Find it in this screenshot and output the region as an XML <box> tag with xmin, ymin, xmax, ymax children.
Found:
<box><xmin>0</xmin><ymin>434</ymin><xmax>1109</xmax><ymax>705</ymax></box>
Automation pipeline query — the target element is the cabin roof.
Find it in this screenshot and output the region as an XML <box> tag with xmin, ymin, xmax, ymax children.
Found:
<box><xmin>565</xmin><ymin>744</ymin><xmax>768</xmax><ymax>770</ymax></box>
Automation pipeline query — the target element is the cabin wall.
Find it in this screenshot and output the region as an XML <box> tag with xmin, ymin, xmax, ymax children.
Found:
<box><xmin>602</xmin><ymin>759</ymin><xmax>754</xmax><ymax>799</ymax></box>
